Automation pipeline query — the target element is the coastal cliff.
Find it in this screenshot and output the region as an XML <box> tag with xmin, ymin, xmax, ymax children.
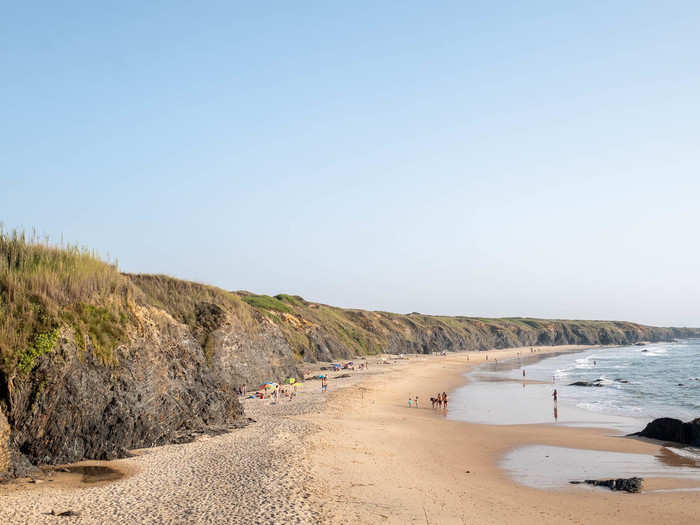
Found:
<box><xmin>1</xmin><ymin>233</ymin><xmax>698</xmax><ymax>477</ymax></box>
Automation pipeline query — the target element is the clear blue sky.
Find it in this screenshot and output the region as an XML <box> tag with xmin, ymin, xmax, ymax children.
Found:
<box><xmin>2</xmin><ymin>2</ymin><xmax>699</xmax><ymax>326</ymax></box>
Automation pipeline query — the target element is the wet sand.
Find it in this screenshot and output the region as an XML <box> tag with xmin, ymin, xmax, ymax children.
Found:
<box><xmin>306</xmin><ymin>346</ymin><xmax>700</xmax><ymax>524</ymax></box>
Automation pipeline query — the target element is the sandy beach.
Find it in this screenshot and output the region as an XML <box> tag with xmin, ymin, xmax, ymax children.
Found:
<box><xmin>307</xmin><ymin>346</ymin><xmax>700</xmax><ymax>524</ymax></box>
<box><xmin>1</xmin><ymin>345</ymin><xmax>699</xmax><ymax>524</ymax></box>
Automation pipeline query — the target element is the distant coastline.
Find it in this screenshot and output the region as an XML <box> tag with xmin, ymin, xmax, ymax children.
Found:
<box><xmin>2</xmin><ymin>233</ymin><xmax>700</xmax><ymax>478</ymax></box>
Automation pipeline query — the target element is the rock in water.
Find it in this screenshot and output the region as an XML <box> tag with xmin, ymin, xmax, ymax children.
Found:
<box><xmin>570</xmin><ymin>477</ymin><xmax>643</xmax><ymax>493</ymax></box>
<box><xmin>632</xmin><ymin>417</ymin><xmax>700</xmax><ymax>446</ymax></box>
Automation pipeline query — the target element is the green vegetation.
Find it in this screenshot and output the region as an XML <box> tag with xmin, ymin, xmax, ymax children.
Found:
<box><xmin>1</xmin><ymin>228</ymin><xmax>693</xmax><ymax>379</ymax></box>
<box><xmin>274</xmin><ymin>294</ymin><xmax>305</xmax><ymax>307</ymax></box>
<box><xmin>241</xmin><ymin>294</ymin><xmax>294</xmax><ymax>314</ymax></box>
<box><xmin>17</xmin><ymin>328</ymin><xmax>59</xmax><ymax>374</ymax></box>
<box><xmin>0</xmin><ymin>229</ymin><xmax>130</xmax><ymax>375</ymax></box>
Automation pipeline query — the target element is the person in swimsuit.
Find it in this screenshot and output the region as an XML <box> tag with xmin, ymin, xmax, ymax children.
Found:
<box><xmin>552</xmin><ymin>389</ymin><xmax>558</xmax><ymax>404</ymax></box>
<box><xmin>442</xmin><ymin>392</ymin><xmax>448</xmax><ymax>409</ymax></box>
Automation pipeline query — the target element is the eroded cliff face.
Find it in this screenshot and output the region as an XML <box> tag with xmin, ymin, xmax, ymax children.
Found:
<box><xmin>0</xmin><ymin>303</ymin><xmax>299</xmax><ymax>477</ymax></box>
<box><xmin>1</xmin><ymin>273</ymin><xmax>698</xmax><ymax>478</ymax></box>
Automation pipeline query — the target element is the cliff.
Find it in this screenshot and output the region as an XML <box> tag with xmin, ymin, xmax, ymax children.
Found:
<box><xmin>1</xmin><ymin>232</ymin><xmax>698</xmax><ymax>478</ymax></box>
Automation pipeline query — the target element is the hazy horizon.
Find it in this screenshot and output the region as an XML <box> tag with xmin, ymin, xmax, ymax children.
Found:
<box><xmin>3</xmin><ymin>3</ymin><xmax>700</xmax><ymax>327</ymax></box>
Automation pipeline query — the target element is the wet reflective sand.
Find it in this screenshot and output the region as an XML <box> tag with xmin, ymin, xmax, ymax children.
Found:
<box><xmin>500</xmin><ymin>444</ymin><xmax>700</xmax><ymax>491</ymax></box>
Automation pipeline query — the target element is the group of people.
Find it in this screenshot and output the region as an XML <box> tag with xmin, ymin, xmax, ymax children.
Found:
<box><xmin>430</xmin><ymin>392</ymin><xmax>448</xmax><ymax>409</ymax></box>
<box><xmin>407</xmin><ymin>392</ymin><xmax>449</xmax><ymax>409</ymax></box>
<box><xmin>272</xmin><ymin>383</ymin><xmax>297</xmax><ymax>403</ymax></box>
<box><xmin>236</xmin><ymin>384</ymin><xmax>247</xmax><ymax>396</ymax></box>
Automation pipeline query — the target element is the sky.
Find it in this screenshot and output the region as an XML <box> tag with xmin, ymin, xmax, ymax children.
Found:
<box><xmin>2</xmin><ymin>2</ymin><xmax>700</xmax><ymax>326</ymax></box>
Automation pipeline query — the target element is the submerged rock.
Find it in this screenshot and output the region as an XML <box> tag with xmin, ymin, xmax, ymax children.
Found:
<box><xmin>632</xmin><ymin>417</ymin><xmax>700</xmax><ymax>446</ymax></box>
<box><xmin>569</xmin><ymin>380</ymin><xmax>604</xmax><ymax>387</ymax></box>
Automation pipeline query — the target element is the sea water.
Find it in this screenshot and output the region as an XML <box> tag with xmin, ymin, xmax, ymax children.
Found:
<box><xmin>489</xmin><ymin>340</ymin><xmax>700</xmax><ymax>422</ymax></box>
<box><xmin>448</xmin><ymin>339</ymin><xmax>700</xmax><ymax>488</ymax></box>
<box><xmin>449</xmin><ymin>340</ymin><xmax>700</xmax><ymax>428</ymax></box>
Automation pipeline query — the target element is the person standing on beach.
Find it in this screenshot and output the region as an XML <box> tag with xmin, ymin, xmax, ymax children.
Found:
<box><xmin>552</xmin><ymin>389</ymin><xmax>558</xmax><ymax>404</ymax></box>
<box><xmin>442</xmin><ymin>392</ymin><xmax>448</xmax><ymax>409</ymax></box>
<box><xmin>415</xmin><ymin>396</ymin><xmax>419</xmax><ymax>408</ymax></box>
<box><xmin>522</xmin><ymin>369</ymin><xmax>526</xmax><ymax>378</ymax></box>
<box><xmin>408</xmin><ymin>397</ymin><xmax>413</xmax><ymax>408</ymax></box>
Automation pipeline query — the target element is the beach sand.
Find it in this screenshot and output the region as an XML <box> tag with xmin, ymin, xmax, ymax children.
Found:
<box><xmin>1</xmin><ymin>345</ymin><xmax>698</xmax><ymax>524</ymax></box>
<box><xmin>306</xmin><ymin>346</ymin><xmax>700</xmax><ymax>524</ymax></box>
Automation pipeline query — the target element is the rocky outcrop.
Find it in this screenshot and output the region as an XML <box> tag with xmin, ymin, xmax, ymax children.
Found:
<box><xmin>1</xmin><ymin>304</ymin><xmax>299</xmax><ymax>477</ymax></box>
<box><xmin>570</xmin><ymin>477</ymin><xmax>643</xmax><ymax>493</ymax></box>
<box><xmin>632</xmin><ymin>417</ymin><xmax>700</xmax><ymax>446</ymax></box>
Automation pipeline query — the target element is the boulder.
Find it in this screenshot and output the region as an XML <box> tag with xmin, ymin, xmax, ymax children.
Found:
<box><xmin>569</xmin><ymin>381</ymin><xmax>604</xmax><ymax>387</ymax></box>
<box><xmin>632</xmin><ymin>417</ymin><xmax>700</xmax><ymax>446</ymax></box>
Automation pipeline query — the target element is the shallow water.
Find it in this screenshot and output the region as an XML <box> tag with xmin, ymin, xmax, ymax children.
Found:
<box><xmin>56</xmin><ymin>465</ymin><xmax>124</xmax><ymax>483</ymax></box>
<box><xmin>450</xmin><ymin>341</ymin><xmax>700</xmax><ymax>488</ymax></box>
<box><xmin>485</xmin><ymin>340</ymin><xmax>700</xmax><ymax>422</ymax></box>
<box><xmin>447</xmin><ymin>380</ymin><xmax>642</xmax><ymax>432</ymax></box>
<box><xmin>500</xmin><ymin>445</ymin><xmax>700</xmax><ymax>490</ymax></box>
<box><xmin>450</xmin><ymin>340</ymin><xmax>700</xmax><ymax>430</ymax></box>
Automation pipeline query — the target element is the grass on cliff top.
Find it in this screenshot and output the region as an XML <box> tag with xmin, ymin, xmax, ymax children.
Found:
<box><xmin>128</xmin><ymin>273</ymin><xmax>255</xmax><ymax>330</ymax></box>
<box><xmin>240</xmin><ymin>293</ymin><xmax>294</xmax><ymax>314</ymax></box>
<box><xmin>0</xmin><ymin>229</ymin><xmax>130</xmax><ymax>376</ymax></box>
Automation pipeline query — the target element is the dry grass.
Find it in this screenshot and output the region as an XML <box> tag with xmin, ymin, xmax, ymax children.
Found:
<box><xmin>0</xmin><ymin>229</ymin><xmax>130</xmax><ymax>375</ymax></box>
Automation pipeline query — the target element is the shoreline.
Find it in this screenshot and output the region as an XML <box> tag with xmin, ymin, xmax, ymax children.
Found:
<box><xmin>305</xmin><ymin>345</ymin><xmax>700</xmax><ymax>524</ymax></box>
<box><xmin>1</xmin><ymin>344</ymin><xmax>698</xmax><ymax>524</ymax></box>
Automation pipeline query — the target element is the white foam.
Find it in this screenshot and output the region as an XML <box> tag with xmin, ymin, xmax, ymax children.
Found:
<box><xmin>664</xmin><ymin>447</ymin><xmax>700</xmax><ymax>465</ymax></box>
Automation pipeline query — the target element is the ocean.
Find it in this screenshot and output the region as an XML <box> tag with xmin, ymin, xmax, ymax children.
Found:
<box><xmin>495</xmin><ymin>340</ymin><xmax>699</xmax><ymax>422</ymax></box>
<box><xmin>449</xmin><ymin>340</ymin><xmax>700</xmax><ymax>429</ymax></box>
<box><xmin>448</xmin><ymin>340</ymin><xmax>700</xmax><ymax>488</ymax></box>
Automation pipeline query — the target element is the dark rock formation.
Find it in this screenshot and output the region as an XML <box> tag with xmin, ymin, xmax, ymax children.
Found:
<box><xmin>632</xmin><ymin>417</ymin><xmax>700</xmax><ymax>446</ymax></box>
<box><xmin>1</xmin><ymin>302</ymin><xmax>300</xmax><ymax>477</ymax></box>
<box><xmin>569</xmin><ymin>380</ymin><xmax>604</xmax><ymax>387</ymax></box>
<box><xmin>571</xmin><ymin>477</ymin><xmax>643</xmax><ymax>493</ymax></box>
